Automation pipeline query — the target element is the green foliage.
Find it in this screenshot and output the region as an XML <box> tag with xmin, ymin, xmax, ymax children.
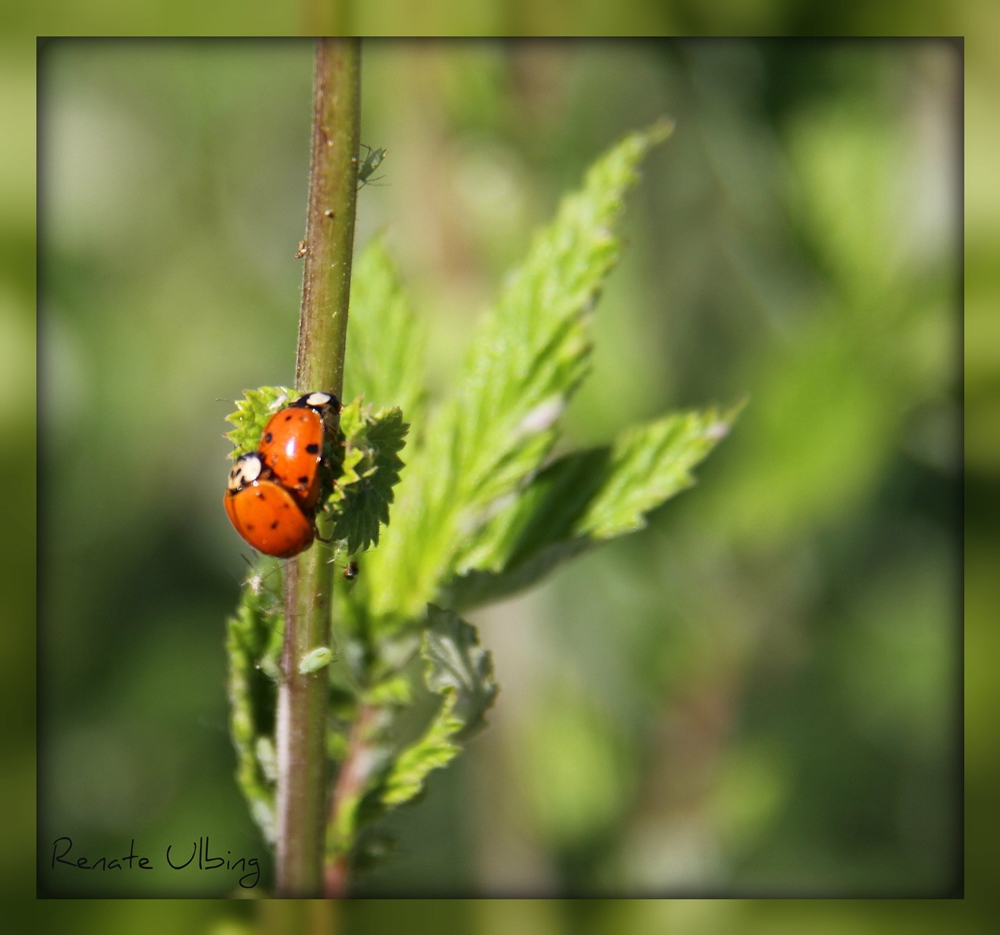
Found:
<box><xmin>377</xmin><ymin>694</ymin><xmax>463</xmax><ymax>807</ymax></box>
<box><xmin>343</xmin><ymin>237</ymin><xmax>426</xmax><ymax>422</ymax></box>
<box><xmin>421</xmin><ymin>606</ymin><xmax>499</xmax><ymax>742</ymax></box>
<box><xmin>226</xmin><ymin>557</ymin><xmax>284</xmax><ymax>846</ymax></box>
<box><xmin>366</xmin><ymin>119</ymin><xmax>683</xmax><ymax>628</ymax></box>
<box><xmin>226</xmin><ymin>122</ymin><xmax>739</xmax><ymax>886</ymax></box>
<box><xmin>326</xmin><ymin>607</ymin><xmax>497</xmax><ymax>862</ymax></box>
<box><xmin>325</xmin><ymin>399</ymin><xmax>408</xmax><ymax>554</ymax></box>
<box><xmin>446</xmin><ymin>404</ymin><xmax>742</xmax><ymax>610</ymax></box>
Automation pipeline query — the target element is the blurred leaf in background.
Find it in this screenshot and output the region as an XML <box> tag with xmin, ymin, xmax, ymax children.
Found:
<box><xmin>28</xmin><ymin>29</ymin><xmax>967</xmax><ymax>918</ymax></box>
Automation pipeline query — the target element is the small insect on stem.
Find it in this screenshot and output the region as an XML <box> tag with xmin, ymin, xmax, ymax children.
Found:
<box><xmin>298</xmin><ymin>646</ymin><xmax>334</xmax><ymax>675</ymax></box>
<box><xmin>357</xmin><ymin>143</ymin><xmax>388</xmax><ymax>190</ymax></box>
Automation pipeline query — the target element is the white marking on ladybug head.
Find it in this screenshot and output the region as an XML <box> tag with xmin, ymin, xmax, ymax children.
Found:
<box><xmin>228</xmin><ymin>451</ymin><xmax>264</xmax><ymax>491</ymax></box>
<box><xmin>301</xmin><ymin>391</ymin><xmax>333</xmax><ymax>410</ymax></box>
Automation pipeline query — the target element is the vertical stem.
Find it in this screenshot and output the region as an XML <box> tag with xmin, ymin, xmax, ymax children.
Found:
<box><xmin>275</xmin><ymin>37</ymin><xmax>361</xmax><ymax>899</ymax></box>
<box><xmin>296</xmin><ymin>37</ymin><xmax>361</xmax><ymax>397</ymax></box>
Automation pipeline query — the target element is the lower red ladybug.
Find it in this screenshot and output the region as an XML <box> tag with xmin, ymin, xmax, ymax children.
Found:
<box><xmin>224</xmin><ymin>452</ymin><xmax>315</xmax><ymax>558</ymax></box>
<box><xmin>258</xmin><ymin>392</ymin><xmax>340</xmax><ymax>511</ymax></box>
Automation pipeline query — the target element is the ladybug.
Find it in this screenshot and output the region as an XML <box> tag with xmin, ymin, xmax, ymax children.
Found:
<box><xmin>224</xmin><ymin>452</ymin><xmax>315</xmax><ymax>558</ymax></box>
<box><xmin>257</xmin><ymin>392</ymin><xmax>340</xmax><ymax>511</ymax></box>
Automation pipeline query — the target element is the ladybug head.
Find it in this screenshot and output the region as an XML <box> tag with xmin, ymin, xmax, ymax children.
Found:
<box><xmin>227</xmin><ymin>451</ymin><xmax>265</xmax><ymax>493</ymax></box>
<box><xmin>293</xmin><ymin>391</ymin><xmax>341</xmax><ymax>414</ymax></box>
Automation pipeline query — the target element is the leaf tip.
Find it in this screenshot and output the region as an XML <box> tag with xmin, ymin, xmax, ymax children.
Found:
<box><xmin>645</xmin><ymin>116</ymin><xmax>676</xmax><ymax>147</ymax></box>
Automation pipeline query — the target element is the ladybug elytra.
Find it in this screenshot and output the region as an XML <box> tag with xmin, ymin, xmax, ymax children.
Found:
<box><xmin>258</xmin><ymin>392</ymin><xmax>340</xmax><ymax>511</ymax></box>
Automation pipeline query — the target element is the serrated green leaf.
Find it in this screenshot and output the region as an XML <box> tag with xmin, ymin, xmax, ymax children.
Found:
<box><xmin>450</xmin><ymin>121</ymin><xmax>674</xmax><ymax>511</ymax></box>
<box><xmin>226</xmin><ymin>555</ymin><xmax>285</xmax><ymax>845</ymax></box>
<box><xmin>368</xmin><ymin>122</ymin><xmax>673</xmax><ymax>627</ymax></box>
<box><xmin>370</xmin><ymin>608</ymin><xmax>497</xmax><ymax>812</ymax></box>
<box><xmin>421</xmin><ymin>605</ymin><xmax>499</xmax><ymax>740</ymax></box>
<box><xmin>580</xmin><ymin>404</ymin><xmax>739</xmax><ymax>539</ymax></box>
<box><xmin>345</xmin><ymin>237</ymin><xmax>427</xmax><ymax>424</ymax></box>
<box><xmin>323</xmin><ymin>399</ymin><xmax>408</xmax><ymax>553</ymax></box>
<box><xmin>445</xmin><ymin>404</ymin><xmax>741</xmax><ymax>611</ymax></box>
<box><xmin>377</xmin><ymin>692</ymin><xmax>462</xmax><ymax>807</ymax></box>
<box><xmin>455</xmin><ymin>122</ymin><xmax>665</xmax><ymax>502</ymax></box>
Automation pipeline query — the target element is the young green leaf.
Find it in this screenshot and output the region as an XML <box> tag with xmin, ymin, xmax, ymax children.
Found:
<box><xmin>226</xmin><ymin>556</ymin><xmax>285</xmax><ymax>845</ymax></box>
<box><xmin>421</xmin><ymin>605</ymin><xmax>499</xmax><ymax>741</ymax></box>
<box><xmin>450</xmin><ymin>121</ymin><xmax>675</xmax><ymax>511</ymax></box>
<box><xmin>325</xmin><ymin>610</ymin><xmax>495</xmax><ymax>847</ymax></box>
<box><xmin>324</xmin><ymin>399</ymin><xmax>409</xmax><ymax>554</ymax></box>
<box><xmin>368</xmin><ymin>121</ymin><xmax>674</xmax><ymax>627</ymax></box>
<box><xmin>376</xmin><ymin>694</ymin><xmax>462</xmax><ymax>807</ymax></box>
<box><xmin>344</xmin><ymin>237</ymin><xmax>426</xmax><ymax>424</ymax></box>
<box><xmin>444</xmin><ymin>404</ymin><xmax>741</xmax><ymax>611</ymax></box>
<box><xmin>371</xmin><ymin>607</ymin><xmax>497</xmax><ymax>809</ymax></box>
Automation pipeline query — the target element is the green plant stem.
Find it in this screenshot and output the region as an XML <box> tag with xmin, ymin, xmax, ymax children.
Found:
<box><xmin>275</xmin><ymin>36</ymin><xmax>361</xmax><ymax>899</ymax></box>
<box><xmin>296</xmin><ymin>38</ymin><xmax>361</xmax><ymax>398</ymax></box>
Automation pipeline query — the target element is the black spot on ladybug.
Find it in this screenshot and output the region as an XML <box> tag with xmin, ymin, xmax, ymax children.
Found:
<box><xmin>306</xmin><ymin>443</ymin><xmax>320</xmax><ymax>455</ymax></box>
<box><xmin>263</xmin><ymin>432</ymin><xmax>273</xmax><ymax>443</ymax></box>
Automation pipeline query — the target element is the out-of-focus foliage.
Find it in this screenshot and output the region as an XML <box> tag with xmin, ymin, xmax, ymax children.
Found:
<box><xmin>29</xmin><ymin>30</ymin><xmax>973</xmax><ymax>926</ymax></box>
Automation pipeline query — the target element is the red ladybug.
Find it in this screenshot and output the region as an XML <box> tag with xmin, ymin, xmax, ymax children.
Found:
<box><xmin>258</xmin><ymin>392</ymin><xmax>340</xmax><ymax>511</ymax></box>
<box><xmin>224</xmin><ymin>452</ymin><xmax>315</xmax><ymax>558</ymax></box>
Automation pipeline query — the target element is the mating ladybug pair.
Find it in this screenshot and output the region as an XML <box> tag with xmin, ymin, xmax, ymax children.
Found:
<box><xmin>224</xmin><ymin>391</ymin><xmax>340</xmax><ymax>558</ymax></box>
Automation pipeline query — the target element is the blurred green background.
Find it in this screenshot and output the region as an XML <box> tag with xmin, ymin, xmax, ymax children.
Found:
<box><xmin>0</xmin><ymin>15</ymin><xmax>986</xmax><ymax>933</ymax></box>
